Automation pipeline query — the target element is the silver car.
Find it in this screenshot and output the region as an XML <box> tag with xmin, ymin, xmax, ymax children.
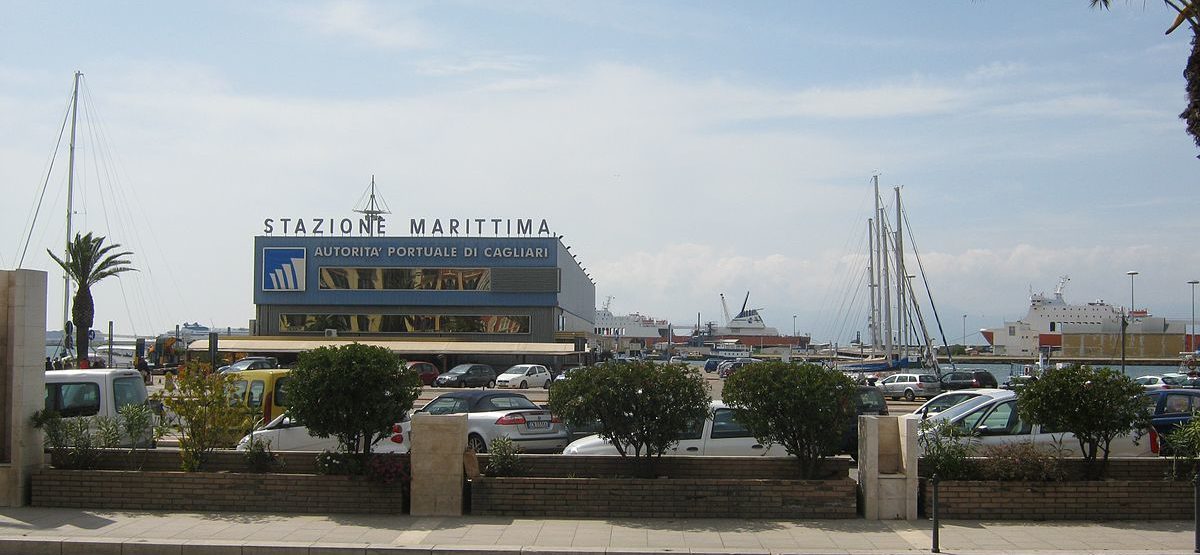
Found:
<box><xmin>878</xmin><ymin>373</ymin><xmax>942</xmax><ymax>401</ymax></box>
<box><xmin>405</xmin><ymin>390</ymin><xmax>569</xmax><ymax>454</ymax></box>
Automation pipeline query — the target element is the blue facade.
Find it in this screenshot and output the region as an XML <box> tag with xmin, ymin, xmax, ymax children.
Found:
<box><xmin>252</xmin><ymin>235</ymin><xmax>594</xmax><ymax>342</ymax></box>
<box><xmin>254</xmin><ymin>236</ymin><xmax>560</xmax><ymax>307</ymax></box>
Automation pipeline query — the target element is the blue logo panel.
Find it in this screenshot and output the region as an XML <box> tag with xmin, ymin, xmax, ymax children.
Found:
<box><xmin>262</xmin><ymin>248</ymin><xmax>307</xmax><ymax>291</ymax></box>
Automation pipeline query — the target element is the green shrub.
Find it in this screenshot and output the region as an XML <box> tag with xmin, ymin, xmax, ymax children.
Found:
<box><xmin>548</xmin><ymin>360</ymin><xmax>710</xmax><ymax>473</ymax></box>
<box><xmin>286</xmin><ymin>344</ymin><xmax>422</xmax><ymax>454</ymax></box>
<box><xmin>485</xmin><ymin>436</ymin><xmax>523</xmax><ymax>477</ymax></box>
<box><xmin>918</xmin><ymin>419</ymin><xmax>976</xmax><ymax>480</ymax></box>
<box><xmin>157</xmin><ymin>361</ymin><xmax>256</xmax><ymax>471</ymax></box>
<box><xmin>32</xmin><ymin>410</ymin><xmax>115</xmax><ymax>470</ymax></box>
<box><xmin>1016</xmin><ymin>364</ymin><xmax>1147</xmax><ymax>479</ymax></box>
<box><xmin>976</xmin><ymin>442</ymin><xmax>1066</xmax><ymax>482</ymax></box>
<box><xmin>365</xmin><ymin>453</ymin><xmax>410</xmax><ymax>485</ymax></box>
<box><xmin>242</xmin><ymin>436</ymin><xmax>279</xmax><ymax>473</ymax></box>
<box><xmin>1163</xmin><ymin>416</ymin><xmax>1200</xmax><ymax>480</ymax></box>
<box><xmin>722</xmin><ymin>361</ymin><xmax>858</xmax><ymax>479</ymax></box>
<box><xmin>315</xmin><ymin>451</ymin><xmax>366</xmax><ymax>475</ymax></box>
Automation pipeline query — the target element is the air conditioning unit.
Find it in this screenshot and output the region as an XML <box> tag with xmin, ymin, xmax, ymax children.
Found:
<box><xmin>324</xmin><ymin>329</ymin><xmax>338</xmax><ymax>338</ymax></box>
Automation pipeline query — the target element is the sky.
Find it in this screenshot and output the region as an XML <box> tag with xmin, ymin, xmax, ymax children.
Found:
<box><xmin>2</xmin><ymin>1</ymin><xmax>1198</xmax><ymax>345</ymax></box>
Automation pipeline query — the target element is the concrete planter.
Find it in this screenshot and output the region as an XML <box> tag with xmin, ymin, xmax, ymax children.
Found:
<box><xmin>32</xmin><ymin>468</ymin><xmax>408</xmax><ymax>514</ymax></box>
<box><xmin>471</xmin><ymin>476</ymin><xmax>858</xmax><ymax>518</ymax></box>
<box><xmin>921</xmin><ymin>479</ymin><xmax>1191</xmax><ymax>520</ymax></box>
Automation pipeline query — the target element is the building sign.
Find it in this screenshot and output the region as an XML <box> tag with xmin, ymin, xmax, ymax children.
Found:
<box><xmin>262</xmin><ymin>247</ymin><xmax>307</xmax><ymax>291</ymax></box>
<box><xmin>262</xmin><ymin>216</ymin><xmax>553</xmax><ymax>237</ymax></box>
<box><xmin>311</xmin><ymin>245</ymin><xmax>550</xmax><ymax>259</ymax></box>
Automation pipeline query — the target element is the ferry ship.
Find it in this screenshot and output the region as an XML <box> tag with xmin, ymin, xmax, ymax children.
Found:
<box><xmin>695</xmin><ymin>293</ymin><xmax>810</xmax><ymax>349</ymax></box>
<box><xmin>981</xmin><ymin>276</ymin><xmax>1125</xmax><ymax>356</ymax></box>
<box><xmin>593</xmin><ymin>298</ymin><xmax>671</xmax><ymax>341</ymax></box>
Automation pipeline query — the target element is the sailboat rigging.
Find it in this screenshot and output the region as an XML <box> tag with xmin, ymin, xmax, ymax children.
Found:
<box><xmin>840</xmin><ymin>175</ymin><xmax>947</xmax><ymax>376</ymax></box>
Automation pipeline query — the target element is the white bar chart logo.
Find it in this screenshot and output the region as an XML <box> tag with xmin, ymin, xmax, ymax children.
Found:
<box><xmin>262</xmin><ymin>248</ymin><xmax>307</xmax><ymax>291</ymax></box>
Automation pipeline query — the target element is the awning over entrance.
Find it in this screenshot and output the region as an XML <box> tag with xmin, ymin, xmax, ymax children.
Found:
<box><xmin>186</xmin><ymin>337</ymin><xmax>582</xmax><ymax>356</ymax></box>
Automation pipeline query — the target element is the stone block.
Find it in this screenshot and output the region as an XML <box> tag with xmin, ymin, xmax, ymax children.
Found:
<box><xmin>62</xmin><ymin>537</ymin><xmax>123</xmax><ymax>555</ymax></box>
<box><xmin>123</xmin><ymin>539</ymin><xmax>185</xmax><ymax>555</ymax></box>
<box><xmin>0</xmin><ymin>537</ymin><xmax>63</xmax><ymax>555</ymax></box>
<box><xmin>180</xmin><ymin>540</ymin><xmax>247</xmax><ymax>555</ymax></box>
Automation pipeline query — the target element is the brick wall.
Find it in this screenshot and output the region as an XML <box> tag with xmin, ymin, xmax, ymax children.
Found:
<box><xmin>82</xmin><ymin>450</ymin><xmax>847</xmax><ymax>479</ymax></box>
<box><xmin>917</xmin><ymin>457</ymin><xmax>1178</xmax><ymax>481</ymax></box>
<box><xmin>32</xmin><ymin>469</ymin><xmax>407</xmax><ymax>514</ymax></box>
<box><xmin>60</xmin><ymin>449</ymin><xmax>324</xmax><ymax>474</ymax></box>
<box><xmin>472</xmin><ymin>477</ymin><xmax>858</xmax><ymax>518</ymax></box>
<box><xmin>921</xmin><ymin>480</ymin><xmax>1192</xmax><ymax>520</ymax></box>
<box><xmin>477</xmin><ymin>454</ymin><xmax>849</xmax><ymax>479</ymax></box>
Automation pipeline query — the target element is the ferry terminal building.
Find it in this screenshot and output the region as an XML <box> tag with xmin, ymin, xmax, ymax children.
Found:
<box><xmin>193</xmin><ymin>224</ymin><xmax>596</xmax><ymax>372</ymax></box>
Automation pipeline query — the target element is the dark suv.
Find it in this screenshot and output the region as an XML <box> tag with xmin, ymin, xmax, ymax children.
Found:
<box><xmin>842</xmin><ymin>385</ymin><xmax>889</xmax><ymax>458</ymax></box>
<box><xmin>940</xmin><ymin>370</ymin><xmax>999</xmax><ymax>390</ymax></box>
<box><xmin>434</xmin><ymin>364</ymin><xmax>497</xmax><ymax>388</ymax></box>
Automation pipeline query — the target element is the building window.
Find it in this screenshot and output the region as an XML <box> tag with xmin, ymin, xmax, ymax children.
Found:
<box><xmin>279</xmin><ymin>313</ymin><xmax>530</xmax><ymax>334</ymax></box>
<box><xmin>318</xmin><ymin>268</ymin><xmax>491</xmax><ymax>291</ymax></box>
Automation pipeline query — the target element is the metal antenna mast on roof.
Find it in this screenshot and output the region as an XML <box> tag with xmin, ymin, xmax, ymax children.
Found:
<box><xmin>353</xmin><ymin>175</ymin><xmax>391</xmax><ymax>237</ymax></box>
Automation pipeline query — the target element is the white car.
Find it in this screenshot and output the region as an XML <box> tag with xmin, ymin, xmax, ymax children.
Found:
<box><xmin>563</xmin><ymin>401</ymin><xmax>785</xmax><ymax>457</ymax></box>
<box><xmin>924</xmin><ymin>389</ymin><xmax>1150</xmax><ymax>457</ymax></box>
<box><xmin>236</xmin><ymin>413</ymin><xmax>409</xmax><ymax>453</ymax></box>
<box><xmin>912</xmin><ymin>389</ymin><xmax>998</xmax><ymax>419</ymax></box>
<box><xmin>405</xmin><ymin>390</ymin><xmax>570</xmax><ymax>453</ymax></box>
<box><xmin>1135</xmin><ymin>374</ymin><xmax>1189</xmax><ymax>390</ymax></box>
<box><xmin>495</xmin><ymin>364</ymin><xmax>552</xmax><ymax>389</ymax></box>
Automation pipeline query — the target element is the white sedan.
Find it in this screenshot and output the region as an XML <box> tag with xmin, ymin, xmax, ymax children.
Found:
<box><xmin>495</xmin><ymin>364</ymin><xmax>552</xmax><ymax>389</ymax></box>
<box><xmin>236</xmin><ymin>413</ymin><xmax>409</xmax><ymax>453</ymax></box>
<box><xmin>925</xmin><ymin>389</ymin><xmax>1150</xmax><ymax>457</ymax></box>
<box><xmin>563</xmin><ymin>401</ymin><xmax>785</xmax><ymax>457</ymax></box>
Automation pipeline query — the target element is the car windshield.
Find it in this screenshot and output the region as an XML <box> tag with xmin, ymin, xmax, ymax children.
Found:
<box><xmin>503</xmin><ymin>366</ymin><xmax>529</xmax><ymax>375</ymax></box>
<box><xmin>422</xmin><ymin>397</ymin><xmax>470</xmax><ymax>414</ymax></box>
<box><xmin>228</xmin><ymin>359</ymin><xmax>257</xmax><ymax>372</ymax></box>
<box><xmin>920</xmin><ymin>393</ymin><xmax>979</xmax><ymax>414</ymax></box>
<box><xmin>855</xmin><ymin>389</ymin><xmax>886</xmax><ymax>412</ymax></box>
<box><xmin>446</xmin><ymin>366</ymin><xmax>471</xmax><ymax>374</ymax></box>
<box><xmin>476</xmin><ymin>395</ymin><xmax>539</xmax><ymax>411</ymax></box>
<box><xmin>928</xmin><ymin>394</ymin><xmax>1001</xmax><ymax>422</ymax></box>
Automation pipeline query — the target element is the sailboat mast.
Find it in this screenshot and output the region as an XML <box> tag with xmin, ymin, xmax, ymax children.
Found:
<box><xmin>867</xmin><ymin>218</ymin><xmax>879</xmax><ymax>350</ymax></box>
<box><xmin>877</xmin><ymin>178</ymin><xmax>893</xmax><ymax>359</ymax></box>
<box><xmin>62</xmin><ymin>70</ymin><xmax>81</xmax><ymax>338</ymax></box>
<box><xmin>894</xmin><ymin>186</ymin><xmax>906</xmax><ymax>357</ymax></box>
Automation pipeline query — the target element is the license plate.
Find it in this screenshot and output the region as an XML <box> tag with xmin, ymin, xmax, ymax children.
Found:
<box><xmin>527</xmin><ymin>421</ymin><xmax>550</xmax><ymax>429</ymax></box>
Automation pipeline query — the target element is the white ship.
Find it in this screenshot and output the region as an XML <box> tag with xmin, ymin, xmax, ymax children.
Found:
<box><xmin>981</xmin><ymin>276</ymin><xmax>1124</xmax><ymax>356</ymax></box>
<box><xmin>593</xmin><ymin>297</ymin><xmax>670</xmax><ymax>340</ymax></box>
<box><xmin>712</xmin><ymin>292</ymin><xmax>780</xmax><ymax>336</ymax></box>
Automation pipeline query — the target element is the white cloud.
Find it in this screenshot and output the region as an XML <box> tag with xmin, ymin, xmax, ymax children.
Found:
<box><xmin>966</xmin><ymin>61</ymin><xmax>1029</xmax><ymax>82</ymax></box>
<box><xmin>285</xmin><ymin>0</ymin><xmax>436</xmax><ymax>50</ymax></box>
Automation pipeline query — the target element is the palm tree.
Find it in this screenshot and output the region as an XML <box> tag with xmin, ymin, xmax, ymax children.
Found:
<box><xmin>1091</xmin><ymin>0</ymin><xmax>1199</xmax><ymax>156</ymax></box>
<box><xmin>47</xmin><ymin>232</ymin><xmax>136</xmax><ymax>367</ymax></box>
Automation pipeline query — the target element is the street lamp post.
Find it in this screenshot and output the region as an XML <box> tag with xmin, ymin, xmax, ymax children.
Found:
<box><xmin>1189</xmin><ymin>280</ymin><xmax>1199</xmax><ymax>352</ymax></box>
<box><xmin>1127</xmin><ymin>271</ymin><xmax>1139</xmax><ymax>314</ymax></box>
<box><xmin>792</xmin><ymin>314</ymin><xmax>797</xmax><ymax>344</ymax></box>
<box><xmin>962</xmin><ymin>314</ymin><xmax>967</xmax><ymax>347</ymax></box>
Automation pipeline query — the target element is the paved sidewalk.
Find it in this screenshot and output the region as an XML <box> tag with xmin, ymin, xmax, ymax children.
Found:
<box><xmin>0</xmin><ymin>507</ymin><xmax>1193</xmax><ymax>554</ymax></box>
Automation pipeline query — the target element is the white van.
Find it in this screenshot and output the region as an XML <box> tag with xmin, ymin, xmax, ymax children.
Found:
<box><xmin>44</xmin><ymin>369</ymin><xmax>150</xmax><ymax>419</ymax></box>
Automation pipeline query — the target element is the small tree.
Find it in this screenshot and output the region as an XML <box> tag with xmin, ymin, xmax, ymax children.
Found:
<box><xmin>548</xmin><ymin>360</ymin><xmax>710</xmax><ymax>473</ymax></box>
<box><xmin>285</xmin><ymin>343</ymin><xmax>422</xmax><ymax>454</ymax></box>
<box><xmin>157</xmin><ymin>361</ymin><xmax>254</xmax><ymax>471</ymax></box>
<box><xmin>1017</xmin><ymin>364</ymin><xmax>1148</xmax><ymax>479</ymax></box>
<box><xmin>722</xmin><ymin>361</ymin><xmax>858</xmax><ymax>478</ymax></box>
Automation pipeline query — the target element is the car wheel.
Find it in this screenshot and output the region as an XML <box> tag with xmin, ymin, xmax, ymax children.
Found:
<box><xmin>467</xmin><ymin>434</ymin><xmax>488</xmax><ymax>453</ymax></box>
<box><xmin>542</xmin><ymin>379</ymin><xmax>551</xmax><ymax>389</ymax></box>
<box><xmin>904</xmin><ymin>390</ymin><xmax>915</xmax><ymax>402</ymax></box>
<box><xmin>487</xmin><ymin>380</ymin><xmax>496</xmax><ymax>388</ymax></box>
<box><xmin>519</xmin><ymin>380</ymin><xmax>528</xmax><ymax>389</ymax></box>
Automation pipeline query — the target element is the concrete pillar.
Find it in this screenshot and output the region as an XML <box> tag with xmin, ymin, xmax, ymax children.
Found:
<box><xmin>408</xmin><ymin>413</ymin><xmax>467</xmax><ymax>516</ymax></box>
<box><xmin>0</xmin><ymin>270</ymin><xmax>47</xmax><ymax>507</ymax></box>
<box><xmin>858</xmin><ymin>414</ymin><xmax>919</xmax><ymax>520</ymax></box>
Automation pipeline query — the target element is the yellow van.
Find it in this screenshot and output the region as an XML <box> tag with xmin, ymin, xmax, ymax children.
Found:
<box><xmin>228</xmin><ymin>368</ymin><xmax>291</xmax><ymax>424</ymax></box>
